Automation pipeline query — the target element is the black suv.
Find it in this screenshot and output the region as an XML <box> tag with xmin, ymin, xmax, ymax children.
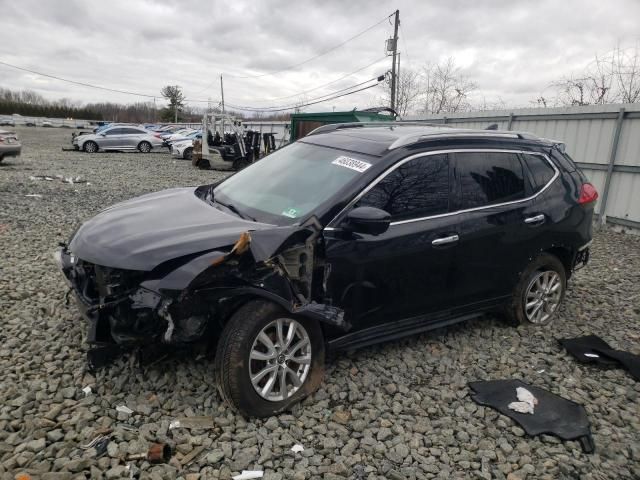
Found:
<box><xmin>57</xmin><ymin>123</ymin><xmax>598</xmax><ymax>417</ymax></box>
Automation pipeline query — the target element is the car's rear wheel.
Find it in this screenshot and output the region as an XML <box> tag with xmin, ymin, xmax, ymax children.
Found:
<box><xmin>505</xmin><ymin>253</ymin><xmax>566</xmax><ymax>326</ymax></box>
<box><xmin>215</xmin><ymin>300</ymin><xmax>325</xmax><ymax>417</ymax></box>
<box><xmin>183</xmin><ymin>147</ymin><xmax>193</xmax><ymax>160</ymax></box>
<box><xmin>84</xmin><ymin>141</ymin><xmax>98</xmax><ymax>153</ymax></box>
<box><xmin>138</xmin><ymin>141</ymin><xmax>152</xmax><ymax>153</ymax></box>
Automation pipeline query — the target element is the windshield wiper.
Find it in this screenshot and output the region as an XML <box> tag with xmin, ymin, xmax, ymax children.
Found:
<box><xmin>215</xmin><ymin>199</ymin><xmax>256</xmax><ymax>222</ymax></box>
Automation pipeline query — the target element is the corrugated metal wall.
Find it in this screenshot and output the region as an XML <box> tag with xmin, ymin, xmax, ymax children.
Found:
<box><xmin>406</xmin><ymin>104</ymin><xmax>640</xmax><ymax>230</ymax></box>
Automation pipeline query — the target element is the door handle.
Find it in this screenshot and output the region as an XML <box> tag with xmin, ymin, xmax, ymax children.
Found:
<box><xmin>524</xmin><ymin>214</ymin><xmax>545</xmax><ymax>225</ymax></box>
<box><xmin>432</xmin><ymin>234</ymin><xmax>459</xmax><ymax>246</ymax></box>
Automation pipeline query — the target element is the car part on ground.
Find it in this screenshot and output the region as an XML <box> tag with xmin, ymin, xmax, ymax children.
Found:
<box><xmin>469</xmin><ymin>379</ymin><xmax>595</xmax><ymax>453</ymax></box>
<box><xmin>58</xmin><ymin>123</ymin><xmax>596</xmax><ymax>416</ymax></box>
<box><xmin>560</xmin><ymin>335</ymin><xmax>640</xmax><ymax>381</ymax></box>
<box><xmin>0</xmin><ymin>129</ymin><xmax>21</xmax><ymax>162</ymax></box>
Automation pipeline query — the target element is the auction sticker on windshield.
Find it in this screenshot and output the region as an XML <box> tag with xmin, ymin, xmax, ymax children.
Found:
<box><xmin>332</xmin><ymin>156</ymin><xmax>372</xmax><ymax>173</ymax></box>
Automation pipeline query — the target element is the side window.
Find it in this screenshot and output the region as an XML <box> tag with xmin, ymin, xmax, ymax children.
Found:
<box><xmin>105</xmin><ymin>128</ymin><xmax>122</xmax><ymax>136</ymax></box>
<box><xmin>453</xmin><ymin>152</ymin><xmax>525</xmax><ymax>209</ymax></box>
<box><xmin>122</xmin><ymin>128</ymin><xmax>143</xmax><ymax>134</ymax></box>
<box><xmin>355</xmin><ymin>154</ymin><xmax>449</xmax><ymax>221</ymax></box>
<box><xmin>521</xmin><ymin>153</ymin><xmax>556</xmax><ymax>193</ymax></box>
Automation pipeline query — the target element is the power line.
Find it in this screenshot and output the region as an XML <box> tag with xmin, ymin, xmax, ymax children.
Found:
<box><xmin>225</xmin><ymin>76</ymin><xmax>381</xmax><ymax>111</ymax></box>
<box><xmin>226</xmin><ymin>78</ymin><xmax>383</xmax><ymax>113</ymax></box>
<box><xmin>238</xmin><ymin>56</ymin><xmax>388</xmax><ymax>104</ymax></box>
<box><xmin>0</xmin><ymin>60</ymin><xmax>158</xmax><ymax>99</ymax></box>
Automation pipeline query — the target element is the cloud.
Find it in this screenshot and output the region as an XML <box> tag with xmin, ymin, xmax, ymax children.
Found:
<box><xmin>0</xmin><ymin>0</ymin><xmax>638</xmax><ymax>112</ymax></box>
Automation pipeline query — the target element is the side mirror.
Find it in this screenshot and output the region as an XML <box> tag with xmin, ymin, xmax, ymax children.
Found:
<box><xmin>99</xmin><ymin>132</ymin><xmax>106</xmax><ymax>136</ymax></box>
<box><xmin>345</xmin><ymin>206</ymin><xmax>391</xmax><ymax>235</ymax></box>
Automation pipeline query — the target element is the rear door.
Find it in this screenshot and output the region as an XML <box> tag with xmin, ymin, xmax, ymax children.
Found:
<box><xmin>119</xmin><ymin>128</ymin><xmax>145</xmax><ymax>149</ymax></box>
<box><xmin>449</xmin><ymin>149</ymin><xmax>555</xmax><ymax>307</ymax></box>
<box><xmin>324</xmin><ymin>153</ymin><xmax>460</xmax><ymax>330</ymax></box>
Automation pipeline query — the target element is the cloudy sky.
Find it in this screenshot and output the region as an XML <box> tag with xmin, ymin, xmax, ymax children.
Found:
<box><xmin>1</xmin><ymin>0</ymin><xmax>639</xmax><ymax>113</ymax></box>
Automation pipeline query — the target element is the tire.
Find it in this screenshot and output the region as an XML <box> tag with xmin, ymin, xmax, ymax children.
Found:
<box><xmin>233</xmin><ymin>157</ymin><xmax>251</xmax><ymax>171</ymax></box>
<box><xmin>138</xmin><ymin>141</ymin><xmax>152</xmax><ymax>153</ymax></box>
<box><xmin>215</xmin><ymin>300</ymin><xmax>325</xmax><ymax>417</ymax></box>
<box><xmin>504</xmin><ymin>253</ymin><xmax>567</xmax><ymax>326</ymax></box>
<box><xmin>84</xmin><ymin>141</ymin><xmax>98</xmax><ymax>153</ymax></box>
<box><xmin>183</xmin><ymin>147</ymin><xmax>193</xmax><ymax>161</ymax></box>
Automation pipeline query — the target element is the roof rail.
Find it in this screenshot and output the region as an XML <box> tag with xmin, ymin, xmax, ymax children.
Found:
<box><xmin>388</xmin><ymin>131</ymin><xmax>523</xmax><ymax>149</ymax></box>
<box><xmin>306</xmin><ymin>121</ymin><xmax>452</xmax><ymax>137</ymax></box>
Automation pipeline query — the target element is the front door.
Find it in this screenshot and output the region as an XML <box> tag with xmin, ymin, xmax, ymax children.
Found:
<box><xmin>323</xmin><ymin>153</ymin><xmax>460</xmax><ymax>331</ymax></box>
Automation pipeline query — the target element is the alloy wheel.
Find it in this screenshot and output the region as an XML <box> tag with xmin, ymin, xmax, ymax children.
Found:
<box><xmin>524</xmin><ymin>270</ymin><xmax>562</xmax><ymax>324</ymax></box>
<box><xmin>249</xmin><ymin>318</ymin><xmax>312</xmax><ymax>402</ymax></box>
<box><xmin>85</xmin><ymin>142</ymin><xmax>97</xmax><ymax>153</ymax></box>
<box><xmin>139</xmin><ymin>142</ymin><xmax>151</xmax><ymax>153</ymax></box>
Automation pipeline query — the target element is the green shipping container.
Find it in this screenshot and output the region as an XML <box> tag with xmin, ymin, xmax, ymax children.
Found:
<box><xmin>289</xmin><ymin>110</ymin><xmax>393</xmax><ymax>141</ymax></box>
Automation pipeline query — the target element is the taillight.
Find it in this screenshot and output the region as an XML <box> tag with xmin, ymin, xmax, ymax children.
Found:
<box><xmin>578</xmin><ymin>183</ymin><xmax>598</xmax><ymax>204</ymax></box>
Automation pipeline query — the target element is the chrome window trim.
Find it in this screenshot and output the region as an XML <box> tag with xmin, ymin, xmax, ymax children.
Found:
<box><xmin>325</xmin><ymin>148</ymin><xmax>560</xmax><ymax>229</ymax></box>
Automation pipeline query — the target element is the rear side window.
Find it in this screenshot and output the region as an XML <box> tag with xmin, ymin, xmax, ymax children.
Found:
<box><xmin>521</xmin><ymin>153</ymin><xmax>556</xmax><ymax>192</ymax></box>
<box><xmin>452</xmin><ymin>152</ymin><xmax>525</xmax><ymax>209</ymax></box>
<box><xmin>122</xmin><ymin>128</ymin><xmax>144</xmax><ymax>134</ymax></box>
<box><xmin>355</xmin><ymin>154</ymin><xmax>449</xmax><ymax>220</ymax></box>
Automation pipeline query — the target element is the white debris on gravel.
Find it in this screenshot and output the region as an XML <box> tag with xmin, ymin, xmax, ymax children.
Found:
<box><xmin>1</xmin><ymin>127</ymin><xmax>640</xmax><ymax>479</ymax></box>
<box><xmin>508</xmin><ymin>387</ymin><xmax>538</xmax><ymax>415</ymax></box>
<box><xmin>290</xmin><ymin>444</ymin><xmax>304</xmax><ymax>453</ymax></box>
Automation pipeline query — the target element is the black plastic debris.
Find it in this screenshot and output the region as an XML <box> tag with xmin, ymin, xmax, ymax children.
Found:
<box><xmin>559</xmin><ymin>335</ymin><xmax>640</xmax><ymax>381</ymax></box>
<box><xmin>468</xmin><ymin>379</ymin><xmax>595</xmax><ymax>453</ymax></box>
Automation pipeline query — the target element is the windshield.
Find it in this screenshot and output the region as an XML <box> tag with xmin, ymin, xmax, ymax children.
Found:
<box><xmin>213</xmin><ymin>142</ymin><xmax>374</xmax><ymax>225</ymax></box>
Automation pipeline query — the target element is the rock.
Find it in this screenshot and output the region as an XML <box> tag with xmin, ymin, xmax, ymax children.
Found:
<box><xmin>65</xmin><ymin>458</ymin><xmax>90</xmax><ymax>473</ymax></box>
<box><xmin>331</xmin><ymin>410</ymin><xmax>351</xmax><ymax>425</ymax></box>
<box><xmin>385</xmin><ymin>384</ymin><xmax>398</xmax><ymax>395</ymax></box>
<box><xmin>229</xmin><ymin>446</ymin><xmax>258</xmax><ymax>471</ymax></box>
<box><xmin>24</xmin><ymin>438</ymin><xmax>46</xmax><ymax>452</ymax></box>
<box><xmin>206</xmin><ymin>449</ymin><xmax>225</xmax><ymax>464</ymax></box>
<box><xmin>42</xmin><ymin>474</ymin><xmax>73</xmax><ymax>480</ymax></box>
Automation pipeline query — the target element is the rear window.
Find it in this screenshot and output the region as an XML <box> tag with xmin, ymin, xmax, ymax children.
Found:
<box><xmin>452</xmin><ymin>152</ymin><xmax>526</xmax><ymax>209</ymax></box>
<box><xmin>521</xmin><ymin>153</ymin><xmax>556</xmax><ymax>192</ymax></box>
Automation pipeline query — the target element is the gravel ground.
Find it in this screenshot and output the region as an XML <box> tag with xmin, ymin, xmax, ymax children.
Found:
<box><xmin>1</xmin><ymin>127</ymin><xmax>639</xmax><ymax>480</ymax></box>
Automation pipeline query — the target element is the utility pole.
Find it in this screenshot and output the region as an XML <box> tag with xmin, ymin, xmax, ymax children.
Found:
<box><xmin>220</xmin><ymin>75</ymin><xmax>225</xmax><ymax>114</ymax></box>
<box><xmin>220</xmin><ymin>74</ymin><xmax>225</xmax><ymax>133</ymax></box>
<box><xmin>390</xmin><ymin>9</ymin><xmax>400</xmax><ymax>112</ymax></box>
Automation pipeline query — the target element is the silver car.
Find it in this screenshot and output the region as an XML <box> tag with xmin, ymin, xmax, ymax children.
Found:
<box><xmin>73</xmin><ymin>126</ymin><xmax>163</xmax><ymax>153</ymax></box>
<box><xmin>0</xmin><ymin>129</ymin><xmax>21</xmax><ymax>163</ymax></box>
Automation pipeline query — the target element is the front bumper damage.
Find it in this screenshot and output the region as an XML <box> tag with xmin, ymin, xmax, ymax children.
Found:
<box><xmin>57</xmin><ymin>219</ymin><xmax>347</xmax><ymax>367</ymax></box>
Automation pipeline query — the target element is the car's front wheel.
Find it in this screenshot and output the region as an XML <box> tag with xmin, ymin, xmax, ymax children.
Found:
<box><xmin>84</xmin><ymin>141</ymin><xmax>98</xmax><ymax>153</ymax></box>
<box><xmin>183</xmin><ymin>147</ymin><xmax>193</xmax><ymax>160</ymax></box>
<box><xmin>506</xmin><ymin>253</ymin><xmax>566</xmax><ymax>325</ymax></box>
<box><xmin>215</xmin><ymin>300</ymin><xmax>325</xmax><ymax>417</ymax></box>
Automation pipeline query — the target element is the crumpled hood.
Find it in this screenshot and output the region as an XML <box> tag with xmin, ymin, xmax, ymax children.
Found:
<box><xmin>69</xmin><ymin>187</ymin><xmax>272</xmax><ymax>270</ymax></box>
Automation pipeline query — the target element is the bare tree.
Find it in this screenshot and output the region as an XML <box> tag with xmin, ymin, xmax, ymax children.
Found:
<box><xmin>547</xmin><ymin>44</ymin><xmax>640</xmax><ymax>106</ymax></box>
<box><xmin>420</xmin><ymin>58</ymin><xmax>477</xmax><ymax>114</ymax></box>
<box><xmin>381</xmin><ymin>68</ymin><xmax>422</xmax><ymax>116</ymax></box>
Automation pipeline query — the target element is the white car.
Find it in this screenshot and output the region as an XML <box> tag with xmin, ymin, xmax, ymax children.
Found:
<box><xmin>171</xmin><ymin>138</ymin><xmax>195</xmax><ymax>160</ymax></box>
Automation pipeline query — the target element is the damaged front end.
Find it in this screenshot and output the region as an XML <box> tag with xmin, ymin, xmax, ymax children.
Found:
<box><xmin>57</xmin><ymin>218</ymin><xmax>347</xmax><ymax>368</ymax></box>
